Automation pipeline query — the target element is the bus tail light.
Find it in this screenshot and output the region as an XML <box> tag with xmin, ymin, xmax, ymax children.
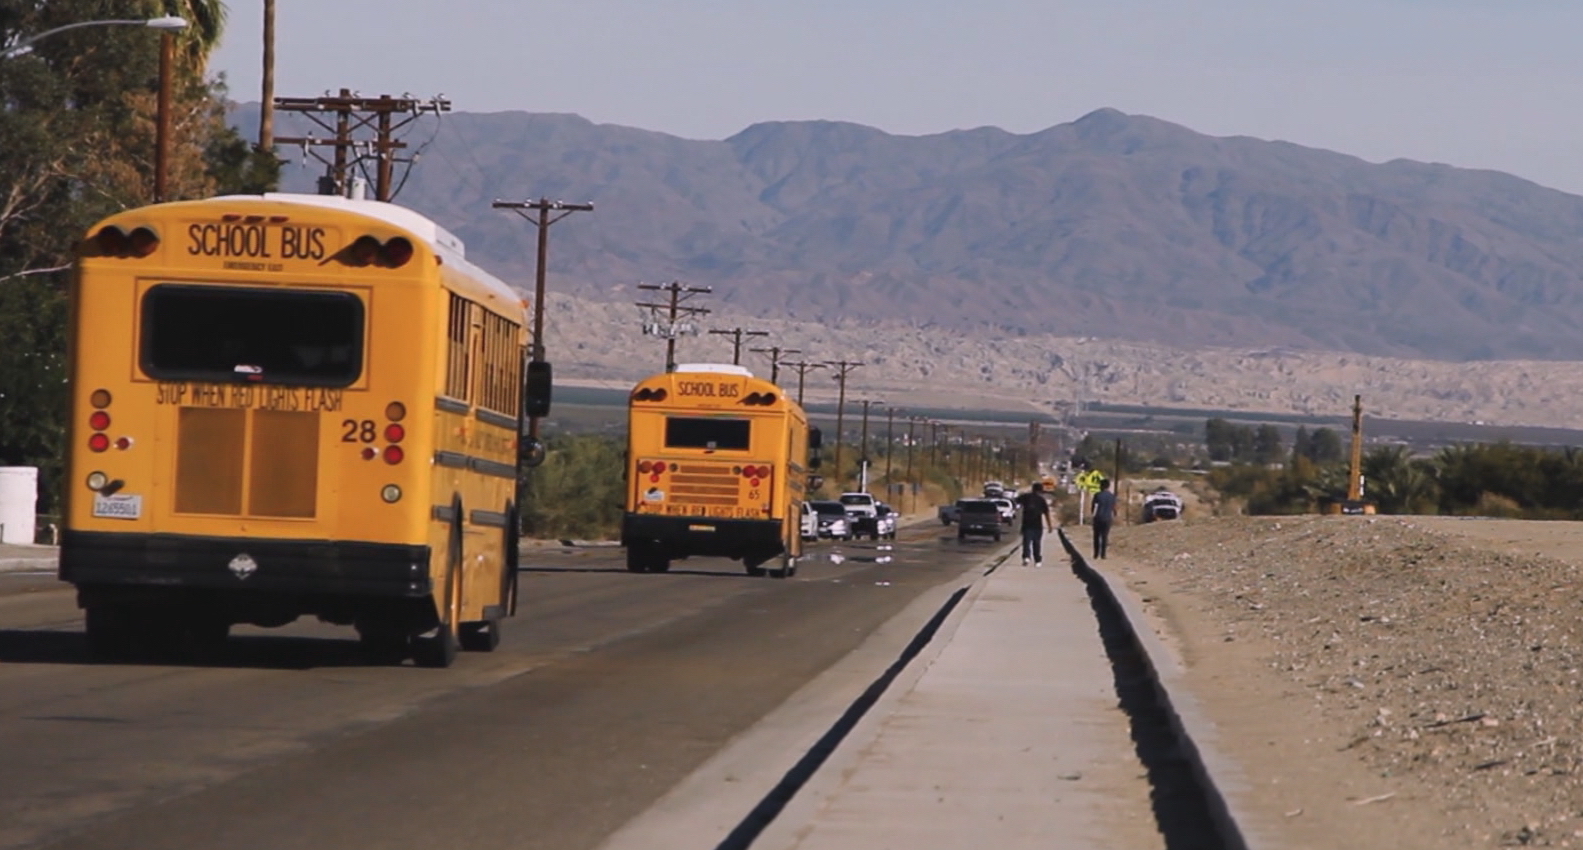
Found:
<box><xmin>89</xmin><ymin>411</ymin><xmax>111</xmax><ymax>431</ymax></box>
<box><xmin>633</xmin><ymin>387</ymin><xmax>668</xmax><ymax>402</ymax></box>
<box><xmin>742</xmin><ymin>392</ymin><xmax>778</xmax><ymax>406</ymax></box>
<box><xmin>380</xmin><ymin>237</ymin><xmax>414</xmax><ymax>268</ymax></box>
<box><xmin>361</xmin><ymin>447</ymin><xmax>377</xmax><ymax>461</ymax></box>
<box><xmin>342</xmin><ymin>236</ymin><xmax>416</xmax><ymax>268</ymax></box>
<box><xmin>385</xmin><ymin>401</ymin><xmax>407</xmax><ymax>422</ymax></box>
<box><xmin>381</xmin><ymin>484</ymin><xmax>402</xmax><ymax>503</ymax></box>
<box><xmin>638</xmin><ymin>460</ymin><xmax>654</xmax><ymax>474</ymax></box>
<box><xmin>88</xmin><ymin>433</ymin><xmax>110</xmax><ymax>453</ymax></box>
<box><xmin>87</xmin><ymin>392</ymin><xmax>112</xmax><ymax>452</ymax></box>
<box><xmin>382</xmin><ymin>445</ymin><xmax>405</xmax><ymax>465</ymax></box>
<box><xmin>89</xmin><ymin>226</ymin><xmax>159</xmax><ymax>258</ymax></box>
<box><xmin>384</xmin><ymin>423</ymin><xmax>405</xmax><ymax>443</ymax></box>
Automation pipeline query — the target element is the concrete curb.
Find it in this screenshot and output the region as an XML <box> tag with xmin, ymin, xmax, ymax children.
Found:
<box><xmin>596</xmin><ymin>544</ymin><xmax>1014</xmax><ymax>850</ymax></box>
<box><xmin>0</xmin><ymin>558</ymin><xmax>56</xmax><ymax>574</ymax></box>
<box><xmin>1057</xmin><ymin>528</ymin><xmax>1262</xmax><ymax>850</ymax></box>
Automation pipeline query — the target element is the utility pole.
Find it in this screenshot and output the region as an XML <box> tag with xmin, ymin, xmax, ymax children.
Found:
<box><xmin>750</xmin><ymin>346</ymin><xmax>801</xmax><ymax>385</ymax></box>
<box><xmin>274</xmin><ymin>90</ymin><xmax>451</xmax><ymax>199</ymax></box>
<box><xmin>825</xmin><ymin>360</ymin><xmax>862</xmax><ymax>491</ymax></box>
<box><xmin>636</xmin><ymin>282</ymin><xmax>712</xmax><ymax>372</ymax></box>
<box><xmin>259</xmin><ymin>0</ymin><xmax>275</xmax><ymax>152</ymax></box>
<box><xmin>858</xmin><ymin>399</ymin><xmax>882</xmax><ymax>492</ymax></box>
<box><xmin>491</xmin><ymin>198</ymin><xmax>593</xmax><ymax>440</ymax></box>
<box><xmin>492</xmin><ymin>199</ymin><xmax>594</xmax><ymax>363</ymax></box>
<box><xmin>781</xmin><ymin>360</ymin><xmax>825</xmax><ymax>406</ymax></box>
<box><xmin>154</xmin><ymin>30</ymin><xmax>174</xmax><ymax>202</ymax></box>
<box><xmin>709</xmin><ymin>327</ymin><xmax>768</xmax><ymax>366</ymax></box>
<box><xmin>905</xmin><ymin>416</ymin><xmax>918</xmax><ymax>514</ymax></box>
<box><xmin>884</xmin><ymin>407</ymin><xmax>897</xmax><ymax>496</ymax></box>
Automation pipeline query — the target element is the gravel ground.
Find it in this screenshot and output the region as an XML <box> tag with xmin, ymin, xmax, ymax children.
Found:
<box><xmin>1108</xmin><ymin>514</ymin><xmax>1583</xmax><ymax>849</ymax></box>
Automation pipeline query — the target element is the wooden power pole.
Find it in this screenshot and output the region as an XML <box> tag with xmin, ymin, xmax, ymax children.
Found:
<box><xmin>274</xmin><ymin>90</ymin><xmax>451</xmax><ymax>199</ymax></box>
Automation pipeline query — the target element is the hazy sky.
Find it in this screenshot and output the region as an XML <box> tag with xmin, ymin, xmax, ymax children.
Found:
<box><xmin>209</xmin><ymin>0</ymin><xmax>1583</xmax><ymax>194</ymax></box>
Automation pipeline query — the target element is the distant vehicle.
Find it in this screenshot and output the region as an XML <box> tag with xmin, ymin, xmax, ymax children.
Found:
<box><xmin>938</xmin><ymin>503</ymin><xmax>960</xmax><ymax>525</ymax></box>
<box><xmin>955</xmin><ymin>499</ymin><xmax>1002</xmax><ymax>542</ymax></box>
<box><xmin>874</xmin><ymin>502</ymin><xmax>898</xmax><ymax>540</ymax></box>
<box><xmin>990</xmin><ymin>497</ymin><xmax>1016</xmax><ymax>525</ymax></box>
<box><xmin>1143</xmin><ymin>490</ymin><xmax>1185</xmax><ymax>522</ymax></box>
<box><xmin>800</xmin><ymin>501</ymin><xmax>818</xmax><ymax>541</ymax></box>
<box><xmin>982</xmin><ymin>480</ymin><xmax>1005</xmax><ymax>498</ymax></box>
<box><xmin>810</xmin><ymin>501</ymin><xmax>852</xmax><ymax>540</ymax></box>
<box><xmin>839</xmin><ymin>492</ymin><xmax>879</xmax><ymax>537</ymax></box>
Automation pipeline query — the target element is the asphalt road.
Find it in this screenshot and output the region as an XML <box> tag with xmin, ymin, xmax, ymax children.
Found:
<box><xmin>0</xmin><ymin>522</ymin><xmax>1003</xmax><ymax>850</ymax></box>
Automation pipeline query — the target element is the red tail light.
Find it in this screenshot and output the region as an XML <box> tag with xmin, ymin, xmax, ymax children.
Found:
<box><xmin>89</xmin><ymin>411</ymin><xmax>111</xmax><ymax>431</ymax></box>
<box><xmin>382</xmin><ymin>445</ymin><xmax>404</xmax><ymax>464</ymax></box>
<box><xmin>384</xmin><ymin>423</ymin><xmax>405</xmax><ymax>443</ymax></box>
<box><xmin>380</xmin><ymin>237</ymin><xmax>414</xmax><ymax>268</ymax></box>
<box><xmin>347</xmin><ymin>235</ymin><xmax>381</xmax><ymax>266</ymax></box>
<box><xmin>88</xmin><ymin>433</ymin><xmax>110</xmax><ymax>453</ymax></box>
<box><xmin>127</xmin><ymin>227</ymin><xmax>160</xmax><ymax>257</ymax></box>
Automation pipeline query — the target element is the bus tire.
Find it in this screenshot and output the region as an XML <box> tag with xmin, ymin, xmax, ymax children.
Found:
<box><xmin>502</xmin><ymin>501</ymin><xmax>520</xmax><ymax>617</ymax></box>
<box><xmin>770</xmin><ymin>554</ymin><xmax>796</xmax><ymax>579</ymax></box>
<box><xmin>459</xmin><ymin>620</ymin><xmax>500</xmax><ymax>652</ymax></box>
<box><xmin>356</xmin><ymin>619</ymin><xmax>410</xmax><ymax>664</ymax></box>
<box><xmin>416</xmin><ymin>499</ymin><xmax>463</xmax><ymax>668</ymax></box>
<box><xmin>84</xmin><ymin>605</ymin><xmax>133</xmax><ymax>661</ymax></box>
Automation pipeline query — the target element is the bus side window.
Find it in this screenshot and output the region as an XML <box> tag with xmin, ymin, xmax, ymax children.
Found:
<box><xmin>524</xmin><ymin>360</ymin><xmax>552</xmax><ymax>418</ymax></box>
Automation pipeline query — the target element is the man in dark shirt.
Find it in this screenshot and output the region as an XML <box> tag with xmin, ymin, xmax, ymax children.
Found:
<box><xmin>1016</xmin><ymin>483</ymin><xmax>1053</xmax><ymax>566</ymax></box>
<box><xmin>1091</xmin><ymin>478</ymin><xmax>1117</xmax><ymax>559</ymax></box>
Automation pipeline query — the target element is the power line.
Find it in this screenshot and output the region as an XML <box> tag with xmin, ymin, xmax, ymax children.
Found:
<box><xmin>273</xmin><ymin>89</ymin><xmax>451</xmax><ymax>200</ymax></box>
<box><xmin>780</xmin><ymin>360</ymin><xmax>825</xmax><ymax>406</ymax></box>
<box><xmin>709</xmin><ymin>327</ymin><xmax>769</xmax><ymax>366</ymax></box>
<box><xmin>749</xmin><ymin>346</ymin><xmax>801</xmax><ymax>385</ymax></box>
<box><xmin>636</xmin><ymin>282</ymin><xmax>713</xmax><ymax>372</ymax></box>
<box><xmin>824</xmin><ymin>360</ymin><xmax>863</xmax><ymax>489</ymax></box>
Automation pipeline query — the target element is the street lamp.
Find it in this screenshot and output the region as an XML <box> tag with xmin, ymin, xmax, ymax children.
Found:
<box><xmin>1</xmin><ymin>15</ymin><xmax>187</xmax><ymax>59</ymax></box>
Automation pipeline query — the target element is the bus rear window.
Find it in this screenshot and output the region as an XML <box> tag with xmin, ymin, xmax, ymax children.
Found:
<box><xmin>664</xmin><ymin>417</ymin><xmax>750</xmax><ymax>451</ymax></box>
<box><xmin>140</xmin><ymin>285</ymin><xmax>364</xmax><ymax>386</ymax></box>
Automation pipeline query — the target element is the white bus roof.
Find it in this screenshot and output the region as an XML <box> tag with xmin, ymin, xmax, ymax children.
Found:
<box><xmin>674</xmin><ymin>363</ymin><xmax>754</xmax><ymax>377</ymax></box>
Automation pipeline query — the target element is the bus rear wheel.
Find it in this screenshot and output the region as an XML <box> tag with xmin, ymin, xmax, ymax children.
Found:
<box><xmin>626</xmin><ymin>545</ymin><xmax>671</xmax><ymax>574</ymax></box>
<box><xmin>769</xmin><ymin>554</ymin><xmax>797</xmax><ymax>579</ymax></box>
<box><xmin>84</xmin><ymin>605</ymin><xmax>135</xmax><ymax>661</ymax></box>
<box><xmin>458</xmin><ymin>620</ymin><xmax>501</xmax><ymax>652</ymax></box>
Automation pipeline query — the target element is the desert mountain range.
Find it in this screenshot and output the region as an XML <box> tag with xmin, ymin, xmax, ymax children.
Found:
<box><xmin>234</xmin><ymin>105</ymin><xmax>1583</xmax><ymax>427</ymax></box>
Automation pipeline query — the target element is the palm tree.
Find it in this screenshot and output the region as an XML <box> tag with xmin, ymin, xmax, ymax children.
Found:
<box><xmin>155</xmin><ymin>0</ymin><xmax>227</xmax><ymax>64</ymax></box>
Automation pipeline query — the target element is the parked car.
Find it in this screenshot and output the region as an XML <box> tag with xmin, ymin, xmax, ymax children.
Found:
<box><xmin>800</xmin><ymin>501</ymin><xmax>819</xmax><ymax>541</ymax></box>
<box><xmin>990</xmin><ymin>497</ymin><xmax>1016</xmax><ymax>525</ymax></box>
<box><xmin>874</xmin><ymin>502</ymin><xmax>898</xmax><ymax>539</ymax></box>
<box><xmin>955</xmin><ymin>499</ymin><xmax>1002</xmax><ymax>542</ymax></box>
<box><xmin>839</xmin><ymin>492</ymin><xmax>879</xmax><ymax>537</ymax></box>
<box><xmin>1143</xmin><ymin>490</ymin><xmax>1185</xmax><ymax>522</ymax></box>
<box><xmin>810</xmin><ymin>500</ymin><xmax>852</xmax><ymax>540</ymax></box>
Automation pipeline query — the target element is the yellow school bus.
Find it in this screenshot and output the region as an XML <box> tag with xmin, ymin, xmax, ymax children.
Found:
<box><xmin>622</xmin><ymin>364</ymin><xmax>821</xmax><ymax>577</ymax></box>
<box><xmin>60</xmin><ymin>193</ymin><xmax>548</xmax><ymax>667</ymax></box>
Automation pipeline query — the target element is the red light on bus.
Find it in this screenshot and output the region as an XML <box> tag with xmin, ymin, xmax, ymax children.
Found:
<box><xmin>361</xmin><ymin>447</ymin><xmax>377</xmax><ymax>461</ymax></box>
<box><xmin>88</xmin><ymin>433</ymin><xmax>110</xmax><ymax>453</ymax></box>
<box><xmin>90</xmin><ymin>389</ymin><xmax>112</xmax><ymax>409</ymax></box>
<box><xmin>127</xmin><ymin>227</ymin><xmax>160</xmax><ymax>257</ymax></box>
<box><xmin>347</xmin><ymin>235</ymin><xmax>381</xmax><ymax>267</ymax></box>
<box><xmin>114</xmin><ymin>437</ymin><xmax>132</xmax><ymax>450</ymax></box>
<box><xmin>380</xmin><ymin>237</ymin><xmax>414</xmax><ymax>268</ymax></box>
<box><xmin>638</xmin><ymin>460</ymin><xmax>654</xmax><ymax>474</ymax></box>
<box><xmin>88</xmin><ymin>411</ymin><xmax>110</xmax><ymax>431</ymax></box>
<box><xmin>93</xmin><ymin>226</ymin><xmax>129</xmax><ymax>256</ymax></box>
<box><xmin>382</xmin><ymin>445</ymin><xmax>405</xmax><ymax>464</ymax></box>
<box><xmin>384</xmin><ymin>423</ymin><xmax>405</xmax><ymax>443</ymax></box>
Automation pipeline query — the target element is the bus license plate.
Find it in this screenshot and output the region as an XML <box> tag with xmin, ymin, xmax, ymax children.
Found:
<box><xmin>92</xmin><ymin>494</ymin><xmax>142</xmax><ymax>520</ymax></box>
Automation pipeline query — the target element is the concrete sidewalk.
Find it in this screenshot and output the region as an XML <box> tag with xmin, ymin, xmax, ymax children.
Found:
<box><xmin>0</xmin><ymin>543</ymin><xmax>57</xmax><ymax>573</ymax></box>
<box><xmin>600</xmin><ymin>535</ymin><xmax>1167</xmax><ymax>850</ymax></box>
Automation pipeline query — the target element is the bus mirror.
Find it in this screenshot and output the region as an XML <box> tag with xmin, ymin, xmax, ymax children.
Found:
<box><xmin>809</xmin><ymin>428</ymin><xmax>823</xmax><ymax>450</ymax></box>
<box><xmin>808</xmin><ymin>475</ymin><xmax>825</xmax><ymax>491</ymax></box>
<box><xmin>808</xmin><ymin>451</ymin><xmax>822</xmax><ymax>470</ymax></box>
<box><xmin>520</xmin><ymin>436</ymin><xmax>546</xmax><ymax>468</ymax></box>
<box><xmin>524</xmin><ymin>361</ymin><xmax>552</xmax><ymax>418</ymax></box>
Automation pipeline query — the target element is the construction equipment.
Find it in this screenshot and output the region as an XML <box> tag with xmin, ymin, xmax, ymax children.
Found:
<box><xmin>1323</xmin><ymin>394</ymin><xmax>1377</xmax><ymax>515</ymax></box>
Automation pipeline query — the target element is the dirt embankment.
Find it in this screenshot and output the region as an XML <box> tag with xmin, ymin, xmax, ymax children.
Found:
<box><xmin>1107</xmin><ymin>514</ymin><xmax>1583</xmax><ymax>849</ymax></box>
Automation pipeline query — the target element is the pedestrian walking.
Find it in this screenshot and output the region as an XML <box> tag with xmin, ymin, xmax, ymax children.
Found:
<box><xmin>1091</xmin><ymin>478</ymin><xmax>1116</xmax><ymax>559</ymax></box>
<box><xmin>1016</xmin><ymin>483</ymin><xmax>1053</xmax><ymax>566</ymax></box>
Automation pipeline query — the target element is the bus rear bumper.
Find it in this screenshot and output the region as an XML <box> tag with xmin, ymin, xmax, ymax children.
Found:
<box><xmin>59</xmin><ymin>530</ymin><xmax>432</xmax><ymax>599</ymax></box>
<box><xmin>621</xmin><ymin>513</ymin><xmax>783</xmax><ymax>559</ymax></box>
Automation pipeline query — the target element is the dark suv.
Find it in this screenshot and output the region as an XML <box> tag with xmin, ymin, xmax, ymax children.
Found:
<box><xmin>955</xmin><ymin>499</ymin><xmax>1002</xmax><ymax>542</ymax></box>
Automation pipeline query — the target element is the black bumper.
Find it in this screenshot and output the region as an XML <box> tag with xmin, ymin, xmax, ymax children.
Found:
<box><xmin>59</xmin><ymin>530</ymin><xmax>432</xmax><ymax>598</ymax></box>
<box><xmin>958</xmin><ymin>518</ymin><xmax>1001</xmax><ymax>536</ymax></box>
<box><xmin>622</xmin><ymin>513</ymin><xmax>783</xmax><ymax>558</ymax></box>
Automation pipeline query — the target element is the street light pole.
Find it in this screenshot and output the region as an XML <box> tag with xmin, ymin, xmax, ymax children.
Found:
<box><xmin>154</xmin><ymin>30</ymin><xmax>173</xmax><ymax>202</ymax></box>
<box><xmin>0</xmin><ymin>15</ymin><xmax>187</xmax><ymax>60</ymax></box>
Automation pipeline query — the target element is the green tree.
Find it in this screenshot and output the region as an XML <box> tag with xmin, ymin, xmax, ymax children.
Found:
<box><xmin>1252</xmin><ymin>424</ymin><xmax>1283</xmax><ymax>465</ymax></box>
<box><xmin>1362</xmin><ymin>445</ymin><xmax>1439</xmax><ymax>514</ymax></box>
<box><xmin>1</xmin><ymin>0</ymin><xmax>275</xmax><ymax>517</ymax></box>
<box><xmin>1307</xmin><ymin>428</ymin><xmax>1344</xmax><ymax>463</ymax></box>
